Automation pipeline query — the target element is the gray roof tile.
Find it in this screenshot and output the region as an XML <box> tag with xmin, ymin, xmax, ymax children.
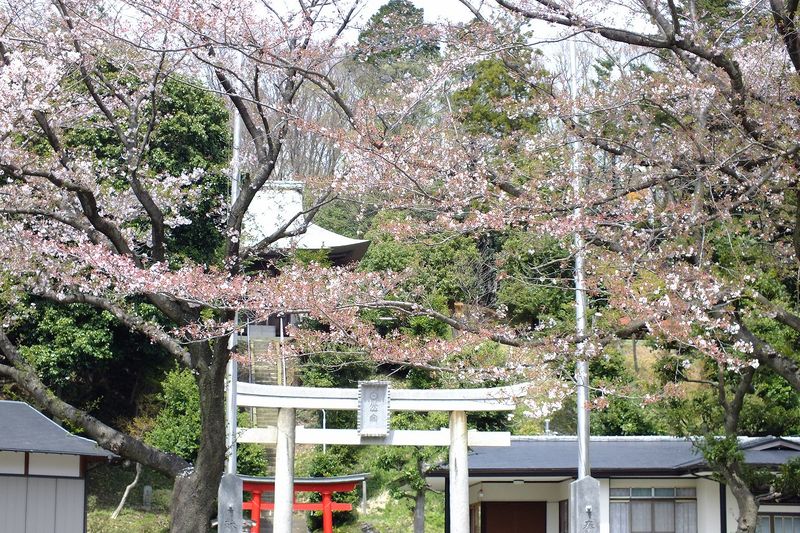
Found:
<box><xmin>429</xmin><ymin>436</ymin><xmax>800</xmax><ymax>476</ymax></box>
<box><xmin>0</xmin><ymin>401</ymin><xmax>115</xmax><ymax>458</ymax></box>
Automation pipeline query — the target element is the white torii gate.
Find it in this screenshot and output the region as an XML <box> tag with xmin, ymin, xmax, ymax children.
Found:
<box><xmin>219</xmin><ymin>374</ymin><xmax>529</xmax><ymax>533</ymax></box>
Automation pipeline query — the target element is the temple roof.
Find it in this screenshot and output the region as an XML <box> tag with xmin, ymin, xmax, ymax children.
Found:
<box><xmin>243</xmin><ymin>180</ymin><xmax>369</xmax><ymax>265</ymax></box>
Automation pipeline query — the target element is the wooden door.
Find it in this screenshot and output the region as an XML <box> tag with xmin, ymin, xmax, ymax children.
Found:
<box><xmin>481</xmin><ymin>501</ymin><xmax>547</xmax><ymax>533</ymax></box>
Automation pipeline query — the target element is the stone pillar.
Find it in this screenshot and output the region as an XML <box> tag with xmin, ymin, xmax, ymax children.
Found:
<box><xmin>448</xmin><ymin>410</ymin><xmax>469</xmax><ymax>533</ymax></box>
<box><xmin>570</xmin><ymin>476</ymin><xmax>601</xmax><ymax>533</ymax></box>
<box><xmin>217</xmin><ymin>473</ymin><xmax>243</xmax><ymax>533</ymax></box>
<box><xmin>274</xmin><ymin>407</ymin><xmax>296</xmax><ymax>533</ymax></box>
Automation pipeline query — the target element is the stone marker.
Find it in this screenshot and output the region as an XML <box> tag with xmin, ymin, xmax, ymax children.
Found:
<box><xmin>142</xmin><ymin>485</ymin><xmax>153</xmax><ymax>512</ymax></box>
<box><xmin>217</xmin><ymin>473</ymin><xmax>243</xmax><ymax>533</ymax></box>
<box><xmin>569</xmin><ymin>476</ymin><xmax>601</xmax><ymax>533</ymax></box>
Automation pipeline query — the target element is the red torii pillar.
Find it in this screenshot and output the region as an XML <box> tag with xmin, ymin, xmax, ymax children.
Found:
<box><xmin>241</xmin><ymin>476</ymin><xmax>364</xmax><ymax>533</ymax></box>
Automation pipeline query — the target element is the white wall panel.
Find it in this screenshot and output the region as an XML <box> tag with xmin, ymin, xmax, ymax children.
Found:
<box><xmin>55</xmin><ymin>478</ymin><xmax>84</xmax><ymax>533</ymax></box>
<box><xmin>696</xmin><ymin>478</ymin><xmax>721</xmax><ymax>533</ymax></box>
<box><xmin>25</xmin><ymin>477</ymin><xmax>57</xmax><ymax>533</ymax></box>
<box><xmin>546</xmin><ymin>501</ymin><xmax>559</xmax><ymax>533</ymax></box>
<box><xmin>28</xmin><ymin>454</ymin><xmax>80</xmax><ymax>478</ymax></box>
<box><xmin>0</xmin><ymin>451</ymin><xmax>25</xmax><ymax>474</ymax></box>
<box><xmin>0</xmin><ymin>476</ymin><xmax>28</xmax><ymax>532</ymax></box>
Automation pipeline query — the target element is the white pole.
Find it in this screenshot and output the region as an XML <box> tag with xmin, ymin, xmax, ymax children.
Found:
<box><xmin>224</xmin><ymin>50</ymin><xmax>245</xmax><ymax>477</ymax></box>
<box><xmin>448</xmin><ymin>410</ymin><xmax>469</xmax><ymax>533</ymax></box>
<box><xmin>224</xmin><ymin>359</ymin><xmax>238</xmax><ymax>475</ymax></box>
<box><xmin>230</xmin><ymin>62</ymin><xmax>242</xmax><ymax>205</ymax></box>
<box><xmin>279</xmin><ymin>314</ymin><xmax>286</xmax><ymax>385</ymax></box>
<box><xmin>322</xmin><ymin>408</ymin><xmax>327</xmax><ymax>454</ymax></box>
<box><xmin>274</xmin><ymin>407</ymin><xmax>296</xmax><ymax>532</ymax></box>
<box><xmin>569</xmin><ymin>26</ymin><xmax>591</xmax><ymax>482</ymax></box>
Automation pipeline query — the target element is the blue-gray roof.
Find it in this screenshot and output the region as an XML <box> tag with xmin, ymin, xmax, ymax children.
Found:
<box><xmin>0</xmin><ymin>401</ymin><xmax>115</xmax><ymax>458</ymax></box>
<box><xmin>429</xmin><ymin>436</ymin><xmax>800</xmax><ymax>477</ymax></box>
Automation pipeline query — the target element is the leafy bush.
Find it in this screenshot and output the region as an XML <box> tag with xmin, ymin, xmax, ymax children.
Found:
<box><xmin>146</xmin><ymin>368</ymin><xmax>267</xmax><ymax>475</ymax></box>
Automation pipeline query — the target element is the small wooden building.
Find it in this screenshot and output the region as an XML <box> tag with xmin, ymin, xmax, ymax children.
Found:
<box><xmin>0</xmin><ymin>400</ymin><xmax>115</xmax><ymax>533</ymax></box>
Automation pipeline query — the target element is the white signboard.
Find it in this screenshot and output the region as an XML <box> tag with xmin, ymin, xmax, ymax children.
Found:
<box><xmin>358</xmin><ymin>381</ymin><xmax>390</xmax><ymax>437</ymax></box>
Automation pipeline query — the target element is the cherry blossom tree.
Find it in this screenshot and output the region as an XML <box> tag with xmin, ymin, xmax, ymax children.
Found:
<box><xmin>5</xmin><ymin>0</ymin><xmax>799</xmax><ymax>531</ymax></box>
<box><xmin>0</xmin><ymin>1</ymin><xmax>554</xmax><ymax>530</ymax></box>
<box><xmin>428</xmin><ymin>1</ymin><xmax>800</xmax><ymax>531</ymax></box>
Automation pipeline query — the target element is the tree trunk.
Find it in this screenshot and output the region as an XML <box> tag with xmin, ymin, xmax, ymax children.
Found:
<box><xmin>723</xmin><ymin>466</ymin><xmax>759</xmax><ymax>533</ymax></box>
<box><xmin>413</xmin><ymin>490</ymin><xmax>425</xmax><ymax>533</ymax></box>
<box><xmin>169</xmin><ymin>357</ymin><xmax>228</xmax><ymax>533</ymax></box>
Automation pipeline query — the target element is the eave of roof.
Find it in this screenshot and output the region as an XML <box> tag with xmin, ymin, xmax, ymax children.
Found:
<box><xmin>0</xmin><ymin>401</ymin><xmax>115</xmax><ymax>458</ymax></box>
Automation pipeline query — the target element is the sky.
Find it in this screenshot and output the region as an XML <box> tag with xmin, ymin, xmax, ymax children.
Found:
<box><xmin>408</xmin><ymin>0</ymin><xmax>476</xmax><ymax>22</ymax></box>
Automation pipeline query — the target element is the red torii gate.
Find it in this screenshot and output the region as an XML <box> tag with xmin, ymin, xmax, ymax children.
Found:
<box><xmin>240</xmin><ymin>474</ymin><xmax>367</xmax><ymax>533</ymax></box>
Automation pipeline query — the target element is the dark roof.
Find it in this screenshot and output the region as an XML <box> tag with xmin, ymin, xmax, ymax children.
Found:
<box><xmin>428</xmin><ymin>436</ymin><xmax>800</xmax><ymax>478</ymax></box>
<box><xmin>0</xmin><ymin>401</ymin><xmax>115</xmax><ymax>458</ymax></box>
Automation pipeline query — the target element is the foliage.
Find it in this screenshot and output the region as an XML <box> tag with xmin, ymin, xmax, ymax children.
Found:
<box><xmin>495</xmin><ymin>231</ymin><xmax>574</xmax><ymax>328</ymax></box>
<box><xmin>146</xmin><ymin>368</ymin><xmax>267</xmax><ymax>475</ymax></box>
<box><xmin>550</xmin><ymin>350</ymin><xmax>665</xmax><ymax>436</ymax></box>
<box><xmin>357</xmin><ymin>0</ymin><xmax>438</xmax><ymax>78</ymax></box>
<box><xmin>8</xmin><ymin>299</ymin><xmax>170</xmax><ymax>421</ymax></box>
<box><xmin>360</xmin><ymin>223</ymin><xmax>484</xmax><ymax>307</ymax></box>
<box><xmin>452</xmin><ymin>57</ymin><xmax>541</xmax><ymax>137</ymax></box>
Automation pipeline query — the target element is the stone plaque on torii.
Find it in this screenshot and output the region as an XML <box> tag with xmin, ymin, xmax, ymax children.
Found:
<box><xmin>218</xmin><ymin>373</ymin><xmax>530</xmax><ymax>533</ymax></box>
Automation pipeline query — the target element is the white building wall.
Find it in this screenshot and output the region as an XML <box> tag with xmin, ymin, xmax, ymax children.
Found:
<box><xmin>54</xmin><ymin>478</ymin><xmax>85</xmax><ymax>533</ymax></box>
<box><xmin>0</xmin><ymin>475</ymin><xmax>86</xmax><ymax>533</ymax></box>
<box><xmin>26</xmin><ymin>477</ymin><xmax>57</xmax><ymax>533</ymax></box>
<box><xmin>725</xmin><ymin>485</ymin><xmax>739</xmax><ymax>532</ymax></box>
<box><xmin>28</xmin><ymin>454</ymin><xmax>80</xmax><ymax>477</ymax></box>
<box><xmin>608</xmin><ymin>478</ymin><xmax>698</xmax><ymax>489</ymax></box>
<box><xmin>0</xmin><ymin>476</ymin><xmax>28</xmax><ymax>531</ymax></box>
<box><xmin>599</xmin><ymin>478</ymin><xmax>610</xmax><ymax>533</ymax></box>
<box><xmin>696</xmin><ymin>477</ymin><xmax>722</xmax><ymax>533</ymax></box>
<box><xmin>546</xmin><ymin>501</ymin><xmax>559</xmax><ymax>533</ymax></box>
<box><xmin>0</xmin><ymin>451</ymin><xmax>25</xmax><ymax>474</ymax></box>
<box><xmin>474</xmin><ymin>481</ymin><xmax>567</xmax><ymax>502</ymax></box>
<box><xmin>760</xmin><ymin>504</ymin><xmax>800</xmax><ymax>514</ymax></box>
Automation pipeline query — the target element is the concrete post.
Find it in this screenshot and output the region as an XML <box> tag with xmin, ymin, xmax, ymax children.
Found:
<box><xmin>361</xmin><ymin>479</ymin><xmax>367</xmax><ymax>514</ymax></box>
<box><xmin>448</xmin><ymin>410</ymin><xmax>469</xmax><ymax>533</ymax></box>
<box><xmin>274</xmin><ymin>407</ymin><xmax>296</xmax><ymax>533</ymax></box>
<box><xmin>217</xmin><ymin>473</ymin><xmax>243</xmax><ymax>533</ymax></box>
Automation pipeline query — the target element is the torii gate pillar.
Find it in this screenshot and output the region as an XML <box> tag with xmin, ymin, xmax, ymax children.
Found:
<box><xmin>448</xmin><ymin>410</ymin><xmax>469</xmax><ymax>533</ymax></box>
<box><xmin>274</xmin><ymin>407</ymin><xmax>296</xmax><ymax>532</ymax></box>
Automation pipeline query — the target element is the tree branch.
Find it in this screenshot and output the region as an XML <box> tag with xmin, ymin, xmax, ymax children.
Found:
<box><xmin>35</xmin><ymin>290</ymin><xmax>192</xmax><ymax>367</ymax></box>
<box><xmin>0</xmin><ymin>328</ymin><xmax>189</xmax><ymax>478</ymax></box>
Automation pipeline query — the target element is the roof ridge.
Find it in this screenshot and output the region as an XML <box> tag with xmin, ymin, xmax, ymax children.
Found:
<box><xmin>510</xmin><ymin>435</ymin><xmax>689</xmax><ymax>442</ymax></box>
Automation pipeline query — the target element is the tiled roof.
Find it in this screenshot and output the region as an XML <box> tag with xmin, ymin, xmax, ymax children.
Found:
<box><xmin>428</xmin><ymin>436</ymin><xmax>800</xmax><ymax>477</ymax></box>
<box><xmin>0</xmin><ymin>401</ymin><xmax>115</xmax><ymax>458</ymax></box>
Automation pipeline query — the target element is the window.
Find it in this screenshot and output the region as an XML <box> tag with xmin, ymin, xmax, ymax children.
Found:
<box><xmin>610</xmin><ymin>487</ymin><xmax>697</xmax><ymax>533</ymax></box>
<box><xmin>756</xmin><ymin>513</ymin><xmax>800</xmax><ymax>533</ymax></box>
